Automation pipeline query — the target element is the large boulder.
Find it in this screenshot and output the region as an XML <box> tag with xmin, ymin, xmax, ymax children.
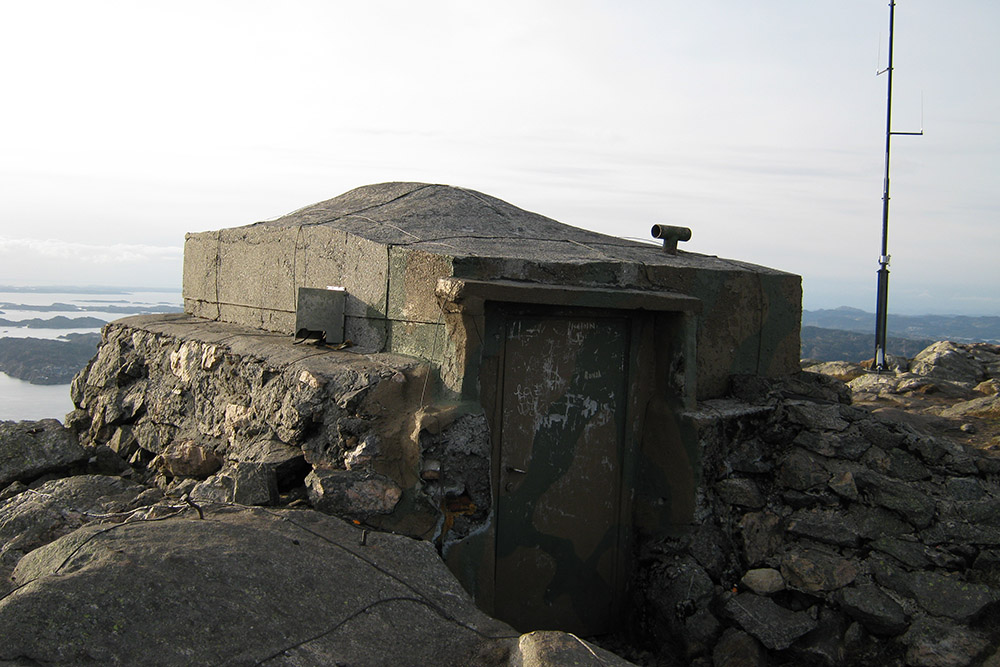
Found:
<box><xmin>0</xmin><ymin>419</ymin><xmax>87</xmax><ymax>487</ymax></box>
<box><xmin>910</xmin><ymin>341</ymin><xmax>987</xmax><ymax>384</ymax></box>
<box><xmin>0</xmin><ymin>505</ymin><xmax>518</xmax><ymax>666</ymax></box>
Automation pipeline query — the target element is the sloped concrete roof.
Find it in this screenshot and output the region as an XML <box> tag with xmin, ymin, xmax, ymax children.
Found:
<box><xmin>254</xmin><ymin>182</ymin><xmax>782</xmax><ymax>273</ymax></box>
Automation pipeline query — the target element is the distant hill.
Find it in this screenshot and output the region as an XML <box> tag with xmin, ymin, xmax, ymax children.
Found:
<box><xmin>801</xmin><ymin>326</ymin><xmax>935</xmax><ymax>363</ymax></box>
<box><xmin>803</xmin><ymin>307</ymin><xmax>1000</xmax><ymax>344</ymax></box>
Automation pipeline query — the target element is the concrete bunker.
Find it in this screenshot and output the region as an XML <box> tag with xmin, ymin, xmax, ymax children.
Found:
<box><xmin>182</xmin><ymin>182</ymin><xmax>801</xmax><ymax>634</ymax></box>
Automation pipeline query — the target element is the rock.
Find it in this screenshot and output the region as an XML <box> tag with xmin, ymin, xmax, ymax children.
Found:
<box><xmin>910</xmin><ymin>341</ymin><xmax>985</xmax><ymax>384</ymax></box>
<box><xmin>976</xmin><ymin>379</ymin><xmax>1000</xmax><ymax>395</ymax></box>
<box><xmin>836</xmin><ymin>584</ymin><xmax>908</xmax><ymax>636</ymax></box>
<box><xmin>0</xmin><ymin>507</ymin><xmax>516</xmax><ymax>666</ymax></box>
<box><xmin>852</xmin><ymin>471</ymin><xmax>936</xmax><ymax>528</ymax></box>
<box><xmin>784</xmin><ymin>402</ymin><xmax>851</xmax><ymax>432</ymax></box>
<box><xmin>827</xmin><ymin>470</ymin><xmax>859</xmax><ymax>501</ymax></box>
<box><xmin>230</xmin><ymin>437</ymin><xmax>308</xmax><ymax>489</ymax></box>
<box><xmin>512</xmin><ymin>630</ymin><xmax>637</xmax><ymax>666</ymax></box>
<box><xmin>306</xmin><ymin>468</ymin><xmax>402</xmax><ymax>520</ymax></box>
<box><xmin>786</xmin><ymin>508</ymin><xmax>861</xmax><ymax>548</ymax></box>
<box><xmin>939</xmin><ymin>394</ymin><xmax>1000</xmax><ymax>419</ymax></box>
<box><xmin>0</xmin><ymin>475</ymin><xmax>162</xmax><ymax>596</ymax></box>
<box><xmin>723</xmin><ymin>593</ymin><xmax>818</xmax><ymax>651</ymax></box>
<box><xmin>740</xmin><ymin>568</ymin><xmax>784</xmax><ymax>595</ymax></box>
<box><xmin>871</xmin><ymin>537</ymin><xmax>934</xmax><ymax>569</ymax></box>
<box><xmin>712</xmin><ymin>628</ymin><xmax>766</xmax><ymax>667</ymax></box>
<box><xmin>780</xmin><ymin>548</ymin><xmax>858</xmax><ymax>593</ymax></box>
<box><xmin>151</xmin><ymin>440</ymin><xmax>223</xmax><ymax>478</ymax></box>
<box><xmin>905</xmin><ymin>571</ymin><xmax>997</xmax><ymax>622</ymax></box>
<box><xmin>191</xmin><ymin>462</ymin><xmax>278</xmax><ymax>506</ymax></box>
<box><xmin>901</xmin><ymin>616</ymin><xmax>991</xmax><ymax>667</ymax></box>
<box><xmin>802</xmin><ymin>361</ymin><xmax>866</xmax><ymax>383</ymax></box>
<box><xmin>715</xmin><ymin>478</ymin><xmax>765</xmax><ymax>509</ymax></box>
<box><xmin>778</xmin><ymin>448</ymin><xmax>829</xmax><ymax>492</ymax></box>
<box><xmin>794</xmin><ymin>427</ymin><xmax>870</xmax><ymax>460</ymax></box>
<box><xmin>739</xmin><ymin>511</ymin><xmax>784</xmax><ymax>567</ymax></box>
<box><xmin>0</xmin><ymin>419</ymin><xmax>88</xmax><ymax>487</ymax></box>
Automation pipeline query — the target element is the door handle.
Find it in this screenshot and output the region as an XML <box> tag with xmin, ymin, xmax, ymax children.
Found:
<box><xmin>506</xmin><ymin>466</ymin><xmax>527</xmax><ymax>474</ymax></box>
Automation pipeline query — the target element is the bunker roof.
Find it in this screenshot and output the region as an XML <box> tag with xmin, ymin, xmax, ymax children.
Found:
<box><xmin>253</xmin><ymin>181</ymin><xmax>782</xmax><ymax>273</ymax></box>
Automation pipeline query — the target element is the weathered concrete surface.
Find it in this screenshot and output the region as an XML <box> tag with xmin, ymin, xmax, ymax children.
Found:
<box><xmin>0</xmin><ymin>505</ymin><xmax>518</xmax><ymax>666</ymax></box>
<box><xmin>183</xmin><ymin>182</ymin><xmax>801</xmax><ymax>399</ymax></box>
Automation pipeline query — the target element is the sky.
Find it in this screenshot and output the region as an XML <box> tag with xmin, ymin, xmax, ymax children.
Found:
<box><xmin>1</xmin><ymin>1</ymin><xmax>997</xmax><ymax>315</ymax></box>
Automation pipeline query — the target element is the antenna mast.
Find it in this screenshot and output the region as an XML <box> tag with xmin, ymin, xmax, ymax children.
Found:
<box><xmin>873</xmin><ymin>0</ymin><xmax>922</xmax><ymax>372</ymax></box>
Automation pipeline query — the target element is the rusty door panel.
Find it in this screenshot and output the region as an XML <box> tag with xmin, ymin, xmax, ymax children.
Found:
<box><xmin>495</xmin><ymin>315</ymin><xmax>628</xmax><ymax>634</ymax></box>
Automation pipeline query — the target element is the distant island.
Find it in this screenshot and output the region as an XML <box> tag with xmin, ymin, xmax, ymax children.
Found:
<box><xmin>0</xmin><ymin>302</ymin><xmax>182</xmax><ymax>315</ymax></box>
<box><xmin>0</xmin><ymin>333</ymin><xmax>101</xmax><ymax>385</ymax></box>
<box><xmin>0</xmin><ymin>316</ymin><xmax>107</xmax><ymax>329</ymax></box>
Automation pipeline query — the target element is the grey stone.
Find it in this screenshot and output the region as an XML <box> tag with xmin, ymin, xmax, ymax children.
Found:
<box><xmin>1</xmin><ymin>507</ymin><xmax>516</xmax><ymax>666</ymax></box>
<box><xmin>740</xmin><ymin>568</ymin><xmax>784</xmax><ymax>595</ymax></box>
<box><xmin>910</xmin><ymin>341</ymin><xmax>986</xmax><ymax>384</ymax></box>
<box><xmin>190</xmin><ymin>462</ymin><xmax>278</xmax><ymax>506</ymax></box>
<box><xmin>0</xmin><ymin>475</ymin><xmax>161</xmax><ymax>596</ymax></box>
<box><xmin>739</xmin><ymin>511</ymin><xmax>784</xmax><ymax>567</ymax></box>
<box><xmin>778</xmin><ymin>448</ymin><xmax>829</xmax><ymax>491</ymax></box>
<box><xmin>945</xmin><ymin>476</ymin><xmax>986</xmax><ymax>501</ymax></box>
<box><xmin>852</xmin><ymin>471</ymin><xmax>936</xmax><ymax>528</ymax></box>
<box><xmin>905</xmin><ymin>571</ymin><xmax>997</xmax><ymax>621</ymax></box>
<box><xmin>871</xmin><ymin>536</ymin><xmax>933</xmax><ymax>569</ymax></box>
<box><xmin>151</xmin><ymin>440</ymin><xmax>223</xmax><ymax>478</ymax></box>
<box><xmin>230</xmin><ymin>437</ymin><xmax>307</xmax><ymax>489</ymax></box>
<box><xmin>712</xmin><ymin>628</ymin><xmax>765</xmax><ymax>667</ymax></box>
<box><xmin>784</xmin><ymin>402</ymin><xmax>851</xmax><ymax>432</ymax></box>
<box><xmin>0</xmin><ymin>420</ymin><xmax>87</xmax><ymax>487</ymax></box>
<box><xmin>723</xmin><ymin>593</ymin><xmax>818</xmax><ymax>651</ymax></box>
<box><xmin>306</xmin><ymin>468</ymin><xmax>402</xmax><ymax>520</ymax></box>
<box><xmin>780</xmin><ymin>548</ymin><xmax>858</xmax><ymax>593</ymax></box>
<box><xmin>786</xmin><ymin>508</ymin><xmax>861</xmax><ymax>547</ymax></box>
<box><xmin>715</xmin><ymin>478</ymin><xmax>765</xmax><ymax>509</ymax></box>
<box><xmin>512</xmin><ymin>631</ymin><xmax>637</xmax><ymax>667</ymax></box>
<box><xmin>901</xmin><ymin>616</ymin><xmax>991</xmax><ymax>667</ymax></box>
<box><xmin>836</xmin><ymin>584</ymin><xmax>908</xmax><ymax>636</ymax></box>
<box><xmin>827</xmin><ymin>470</ymin><xmax>859</xmax><ymax>501</ymax></box>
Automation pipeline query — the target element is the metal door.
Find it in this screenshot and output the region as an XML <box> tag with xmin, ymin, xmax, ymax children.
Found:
<box><xmin>495</xmin><ymin>314</ymin><xmax>628</xmax><ymax>634</ymax></box>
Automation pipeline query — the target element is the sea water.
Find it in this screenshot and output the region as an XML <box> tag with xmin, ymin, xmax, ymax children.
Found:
<box><xmin>0</xmin><ymin>288</ymin><xmax>181</xmax><ymax>422</ymax></box>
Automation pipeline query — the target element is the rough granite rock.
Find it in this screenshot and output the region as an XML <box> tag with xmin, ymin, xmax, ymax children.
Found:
<box><xmin>836</xmin><ymin>583</ymin><xmax>909</xmax><ymax>636</ymax></box>
<box><xmin>0</xmin><ymin>419</ymin><xmax>88</xmax><ymax>487</ymax></box>
<box><xmin>723</xmin><ymin>592</ymin><xmax>818</xmax><ymax>651</ymax></box>
<box><xmin>0</xmin><ymin>474</ymin><xmax>162</xmax><ymax>596</ymax></box>
<box><xmin>0</xmin><ymin>506</ymin><xmax>520</xmax><ymax>666</ymax></box>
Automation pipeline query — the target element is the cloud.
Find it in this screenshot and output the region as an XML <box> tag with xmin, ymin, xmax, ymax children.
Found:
<box><xmin>0</xmin><ymin>237</ymin><xmax>182</xmax><ymax>264</ymax></box>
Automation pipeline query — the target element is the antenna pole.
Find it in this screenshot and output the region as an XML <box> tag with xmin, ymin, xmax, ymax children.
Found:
<box><xmin>873</xmin><ymin>0</ymin><xmax>921</xmax><ymax>372</ymax></box>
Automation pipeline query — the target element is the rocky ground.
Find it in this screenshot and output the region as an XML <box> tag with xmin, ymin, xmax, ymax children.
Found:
<box><xmin>3</xmin><ymin>337</ymin><xmax>1000</xmax><ymax>666</ymax></box>
<box><xmin>0</xmin><ymin>419</ymin><xmax>629</xmax><ymax>666</ymax></box>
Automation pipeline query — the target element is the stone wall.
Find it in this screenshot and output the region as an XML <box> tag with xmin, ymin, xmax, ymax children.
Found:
<box><xmin>67</xmin><ymin>314</ymin><xmax>493</xmax><ymax>547</ymax></box>
<box><xmin>635</xmin><ymin>370</ymin><xmax>1000</xmax><ymax>667</ymax></box>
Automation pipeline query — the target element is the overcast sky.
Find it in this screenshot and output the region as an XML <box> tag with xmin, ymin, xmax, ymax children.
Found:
<box><xmin>1</xmin><ymin>1</ymin><xmax>997</xmax><ymax>315</ymax></box>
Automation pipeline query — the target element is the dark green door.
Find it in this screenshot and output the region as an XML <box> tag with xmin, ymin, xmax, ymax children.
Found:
<box><xmin>495</xmin><ymin>314</ymin><xmax>628</xmax><ymax>634</ymax></box>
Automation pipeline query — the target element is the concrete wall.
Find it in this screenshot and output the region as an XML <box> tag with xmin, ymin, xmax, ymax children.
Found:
<box><xmin>184</xmin><ymin>222</ymin><xmax>800</xmax><ymax>401</ymax></box>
